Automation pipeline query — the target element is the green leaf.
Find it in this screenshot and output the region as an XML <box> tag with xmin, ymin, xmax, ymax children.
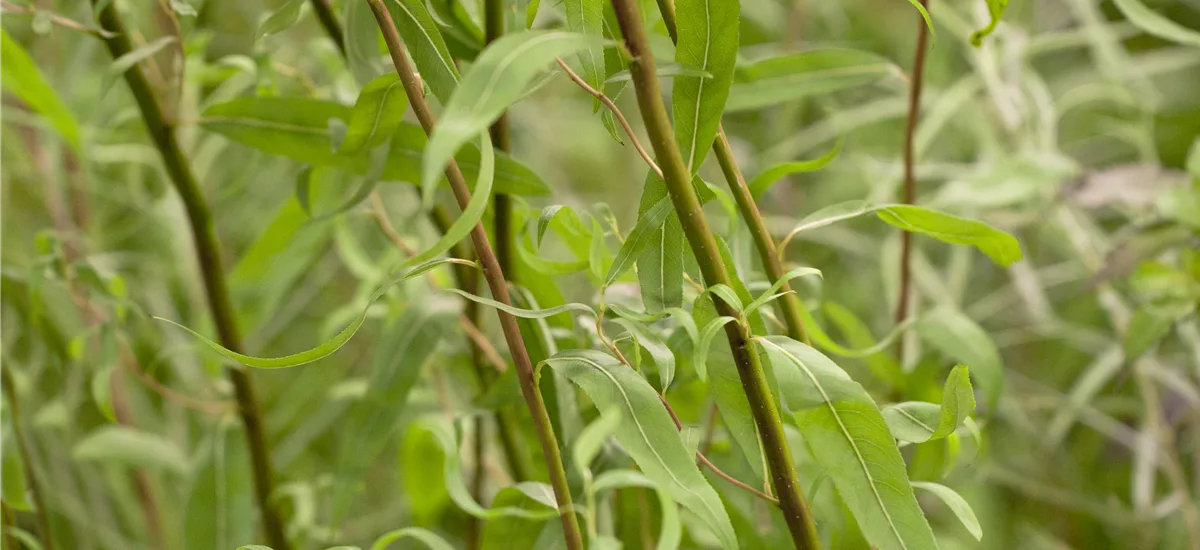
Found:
<box><xmin>370</xmin><ymin>527</ymin><xmax>456</xmax><ymax>550</ymax></box>
<box><xmin>1124</xmin><ymin>306</ymin><xmax>1175</xmax><ymax>360</ymax></box>
<box><xmin>693</xmin><ymin>316</ymin><xmax>736</xmax><ymax>382</ymax></box>
<box><xmin>419</xmin><ymin>419</ymin><xmax>560</xmax><ymax>519</ymax></box>
<box><xmin>882</xmin><ymin>364</ymin><xmax>975</xmax><ymax>443</ymax></box>
<box><xmin>421</xmin><ymin>31</ymin><xmax>607</xmax><ymax>205</ymax></box>
<box><xmin>339</xmin><ymin>74</ymin><xmax>410</xmax><ymax>154</ymax></box>
<box><xmin>911</xmin><ymin>482</ymin><xmax>982</xmax><ymax>541</ymax></box>
<box><xmin>1</xmin><ymin>430</ymin><xmax>31</xmax><ymax>511</ymax></box>
<box><xmin>1</xmin><ymin>29</ymin><xmax>80</xmax><ymax>150</ymax></box>
<box><xmin>479</xmin><ymin>486</ymin><xmax>555</xmax><ymax>550</ymax></box>
<box><xmin>742</xmin><ymin>267</ymin><xmax>822</xmax><ymax>318</ymax></box>
<box><xmin>969</xmin><ymin>0</ymin><xmax>1009</xmax><ymax>46</ymax></box>
<box><xmin>875</xmin><ymin>205</ymin><xmax>1023</xmax><ymax>267</ymax></box>
<box><xmin>73</xmin><ymin>426</ymin><xmax>188</xmax><ymax>474</ymax></box>
<box><xmin>904</xmin><ymin>0</ymin><xmax>936</xmax><ymax>44</ymax></box>
<box><xmin>344</xmin><ymin>0</ymin><xmax>382</xmax><ymax>83</ymax></box>
<box><xmin>726</xmin><ymin>49</ymin><xmax>896</xmax><ymax>112</ymax></box>
<box><xmin>605</xmin><ymin>196</ymin><xmax>672</xmax><ymax>287</ymax></box>
<box><xmin>104</xmin><ymin>36</ymin><xmax>176</xmax><ymax>90</ymax></box>
<box><xmin>404</xmin><ymin>133</ymin><xmax>495</xmax><ymax>268</ymax></box>
<box><xmin>636</xmin><ymin>176</ymin><xmax>685</xmax><ymax>312</ymax></box>
<box><xmin>402</xmin><ymin>427</ymin><xmax>450</xmax><ymax>525</ymax></box>
<box><xmin>589</xmin><ymin>471</ymin><xmax>683</xmax><ymax>550</ymax></box>
<box><xmin>157</xmin><ymin>258</ymin><xmax>475</xmax><ymax>369</ymax></box>
<box><xmin>672</xmin><ymin>0</ymin><xmax>740</xmax><ymax>170</ymax></box>
<box><xmin>612</xmin><ymin>318</ymin><xmax>676</xmax><ymax>389</ymax></box>
<box><xmin>447</xmin><ymin>288</ymin><xmax>597</xmax><ymax>319</ymax></box>
<box><xmin>916</xmin><ymin>307</ymin><xmax>1003</xmax><ymax>409</ymax></box>
<box><xmin>604</xmin><ymin>63</ymin><xmax>714</xmax><ymax>84</ymax></box>
<box><xmin>748</xmin><ymin>138</ymin><xmax>841</xmax><ymax>198</ymax></box>
<box><xmin>543</xmin><ymin>350</ymin><xmax>738</xmax><ymax>549</ymax></box>
<box><xmin>573</xmin><ymin>407</ymin><xmax>621</xmax><ymax>472</ymax></box>
<box><xmin>564</xmin><ymin>0</ymin><xmax>605</xmax><ymax>97</ymax></box>
<box><xmin>1111</xmin><ymin>0</ymin><xmax>1200</xmax><ymax>48</ymax></box>
<box><xmin>189</xmin><ymin>423</ymin><xmax>253</xmax><ymax>549</ymax></box>
<box><xmin>390</xmin><ymin>0</ymin><xmax>461</xmax><ymax>102</ymax></box>
<box><xmin>257</xmin><ymin>0</ymin><xmax>304</xmax><ymax>40</ymax></box>
<box><xmin>759</xmin><ymin>336</ymin><xmax>938</xmax><ymax>550</ymax></box>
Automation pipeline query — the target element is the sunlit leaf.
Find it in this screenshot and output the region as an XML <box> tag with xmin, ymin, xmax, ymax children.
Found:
<box><xmin>759</xmin><ymin>336</ymin><xmax>938</xmax><ymax>550</ymax></box>
<box><xmin>882</xmin><ymin>364</ymin><xmax>975</xmax><ymax>443</ymax></box>
<box><xmin>543</xmin><ymin>350</ymin><xmax>738</xmax><ymax>549</ymax></box>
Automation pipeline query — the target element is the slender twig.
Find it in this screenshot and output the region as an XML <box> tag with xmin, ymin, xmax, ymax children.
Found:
<box><xmin>608</xmin><ymin>1</ymin><xmax>819</xmax><ymax>547</ymax></box>
<box><xmin>1</xmin><ymin>369</ymin><xmax>54</xmax><ymax>550</ymax></box>
<box><xmin>309</xmin><ymin>0</ymin><xmax>346</xmax><ymax>55</ymax></box>
<box><xmin>0</xmin><ymin>1</ymin><xmax>115</xmax><ymax>37</ymax></box>
<box><xmin>89</xmin><ymin>3</ymin><xmax>290</xmax><ymax>548</ymax></box>
<box><xmin>896</xmin><ymin>0</ymin><xmax>931</xmax><ymax>360</ymax></box>
<box><xmin>556</xmin><ymin>58</ymin><xmax>662</xmax><ymax>178</ymax></box>
<box><xmin>367</xmin><ymin>3</ymin><xmax>584</xmax><ymax>548</ymax></box>
<box><xmin>651</xmin><ymin>0</ymin><xmax>809</xmax><ymax>345</ymax></box>
<box><xmin>656</xmin><ymin>394</ymin><xmax>780</xmax><ymax>505</ymax></box>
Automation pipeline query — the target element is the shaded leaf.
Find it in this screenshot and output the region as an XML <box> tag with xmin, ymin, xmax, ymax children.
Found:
<box><xmin>673</xmin><ymin>0</ymin><xmax>740</xmax><ymax>170</ymax></box>
<box><xmin>916</xmin><ymin>307</ymin><xmax>1003</xmax><ymax>409</ymax></box>
<box><xmin>1112</xmin><ymin>0</ymin><xmax>1200</xmax><ymax>48</ymax></box>
<box><xmin>726</xmin><ymin>49</ymin><xmax>896</xmax><ymax>112</ymax></box>
<box><xmin>370</xmin><ymin>527</ymin><xmax>457</xmax><ymax>550</ymax></box>
<box><xmin>257</xmin><ymin>0</ymin><xmax>304</xmax><ymax>40</ymax></box>
<box><xmin>882</xmin><ymin>364</ymin><xmax>975</xmax><ymax>443</ymax></box>
<box><xmin>340</xmin><ymin>74</ymin><xmax>410</xmax><ymax>154</ymax></box>
<box><xmin>73</xmin><ymin>425</ymin><xmax>187</xmax><ymax>474</ymax></box>
<box><xmin>911</xmin><ymin>482</ymin><xmax>982</xmax><ymax>540</ymax></box>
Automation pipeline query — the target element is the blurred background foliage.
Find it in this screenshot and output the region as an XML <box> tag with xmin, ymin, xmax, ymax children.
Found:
<box><xmin>1</xmin><ymin>0</ymin><xmax>1199</xmax><ymax>548</ymax></box>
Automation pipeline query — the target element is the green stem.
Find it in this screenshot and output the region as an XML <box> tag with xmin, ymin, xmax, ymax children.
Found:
<box><xmin>368</xmin><ymin>4</ymin><xmax>584</xmax><ymax>549</ymax></box>
<box><xmin>652</xmin><ymin>0</ymin><xmax>809</xmax><ymax>345</ymax></box>
<box><xmin>1</xmin><ymin>370</ymin><xmax>54</xmax><ymax>550</ymax></box>
<box><xmin>608</xmin><ymin>1</ymin><xmax>819</xmax><ymax>548</ymax></box>
<box><xmin>310</xmin><ymin>0</ymin><xmax>346</xmax><ymax>55</ymax></box>
<box><xmin>896</xmin><ymin>0</ymin><xmax>931</xmax><ymax>359</ymax></box>
<box><xmin>89</xmin><ymin>4</ymin><xmax>291</xmax><ymax>549</ymax></box>
<box><xmin>486</xmin><ymin>0</ymin><xmax>515</xmax><ymax>278</ymax></box>
<box><xmin>1</xmin><ymin>501</ymin><xmax>20</xmax><ymax>550</ymax></box>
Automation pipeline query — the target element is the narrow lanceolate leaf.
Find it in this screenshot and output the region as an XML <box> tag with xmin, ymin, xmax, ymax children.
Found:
<box><xmin>421</xmin><ymin>31</ymin><xmax>608</xmax><ymax>204</ymax></box>
<box><xmin>969</xmin><ymin>0</ymin><xmax>1009</xmax><ymax>46</ymax></box>
<box><xmin>340</xmin><ymin>74</ymin><xmax>410</xmax><ymax>154</ymax></box>
<box><xmin>156</xmin><ymin>258</ymin><xmax>474</xmax><ymax>369</ymax></box>
<box><xmin>759</xmin><ymin>336</ymin><xmax>938</xmax><ymax>550</ymax></box>
<box><xmin>420</xmin><ymin>419</ymin><xmax>560</xmax><ymax>519</ymax></box>
<box><xmin>73</xmin><ymin>426</ymin><xmax>188</xmax><ymax>474</ymax></box>
<box><xmin>344</xmin><ymin>0</ymin><xmax>382</xmax><ymax>83</ymax></box>
<box><xmin>1</xmin><ymin>29</ymin><xmax>81</xmax><ymax>149</ymax></box>
<box><xmin>748</xmin><ymin>138</ymin><xmax>842</xmax><ymax>198</ymax></box>
<box><xmin>883</xmin><ymin>364</ymin><xmax>975</xmax><ymax>443</ymax></box>
<box><xmin>404</xmin><ymin>133</ymin><xmax>494</xmax><ymax>268</ymax></box>
<box><xmin>612</xmin><ymin>318</ymin><xmax>676</xmax><ymax>389</ymax></box>
<box><xmin>636</xmin><ymin>176</ymin><xmax>685</xmax><ymax>312</ymax></box>
<box><xmin>605</xmin><ymin>196</ymin><xmax>672</xmax><ymax>286</ymax></box>
<box><xmin>256</xmin><ymin>0</ymin><xmax>304</xmax><ymax>40</ymax></box>
<box><xmin>726</xmin><ymin>49</ymin><xmax>896</xmax><ymax>112</ymax></box>
<box><xmin>447</xmin><ymin>288</ymin><xmax>598</xmax><ymax>319</ymax></box>
<box><xmin>1111</xmin><ymin>0</ymin><xmax>1200</xmax><ymax>49</ymax></box>
<box><xmin>673</xmin><ymin>0</ymin><xmax>740</xmax><ymax>170</ymax></box>
<box><xmin>564</xmin><ymin>0</ymin><xmax>605</xmax><ymax>95</ymax></box>
<box><xmin>389</xmin><ymin>0</ymin><xmax>460</xmax><ymax>102</ymax></box>
<box><xmin>479</xmin><ymin>485</ymin><xmax>557</xmax><ymax>550</ymax></box>
<box><xmin>911</xmin><ymin>482</ymin><xmax>983</xmax><ymax>541</ymax></box>
<box><xmin>916</xmin><ymin>307</ymin><xmax>1003</xmax><ymax>409</ymax></box>
<box><xmin>543</xmin><ymin>350</ymin><xmax>738</xmax><ymax>549</ymax></box>
<box><xmin>876</xmin><ymin>205</ymin><xmax>1022</xmax><ymax>267</ymax></box>
<box><xmin>369</xmin><ymin>527</ymin><xmax>457</xmax><ymax>550</ymax></box>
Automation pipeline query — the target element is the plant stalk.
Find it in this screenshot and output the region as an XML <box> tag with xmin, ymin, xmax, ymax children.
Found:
<box><xmin>895</xmin><ymin>0</ymin><xmax>931</xmax><ymax>358</ymax></box>
<box><xmin>485</xmin><ymin>0</ymin><xmax>515</xmax><ymax>277</ymax></box>
<box><xmin>652</xmin><ymin>0</ymin><xmax>809</xmax><ymax>345</ymax></box>
<box><xmin>1</xmin><ymin>369</ymin><xmax>54</xmax><ymax>550</ymax></box>
<box><xmin>368</xmin><ymin>3</ymin><xmax>584</xmax><ymax>549</ymax></box>
<box><xmin>608</xmin><ymin>1</ymin><xmax>819</xmax><ymax>547</ymax></box>
<box><xmin>90</xmin><ymin>4</ymin><xmax>290</xmax><ymax>549</ymax></box>
<box><xmin>310</xmin><ymin>0</ymin><xmax>346</xmax><ymax>55</ymax></box>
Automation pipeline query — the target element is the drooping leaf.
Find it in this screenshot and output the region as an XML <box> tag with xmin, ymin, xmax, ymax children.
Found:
<box><xmin>742</xmin><ymin>267</ymin><xmax>822</xmax><ymax>318</ymax></box>
<box><xmin>904</xmin><ymin>0</ymin><xmax>936</xmax><ymax>43</ymax></box>
<box><xmin>447</xmin><ymin>288</ymin><xmax>597</xmax><ymax>319</ymax></box>
<box><xmin>1</xmin><ymin>29</ymin><xmax>80</xmax><ymax>150</ymax></box>
<box><xmin>635</xmin><ymin>176</ymin><xmax>685</xmax><ymax>312</ymax></box>
<box><xmin>402</xmin><ymin>426</ymin><xmax>450</xmax><ymax>525</ymax></box>
<box><xmin>389</xmin><ymin>0</ymin><xmax>461</xmax><ymax>102</ymax></box>
<box><xmin>256</xmin><ymin>0</ymin><xmax>304</xmax><ymax>40</ymax></box>
<box><xmin>611</xmin><ymin>318</ymin><xmax>676</xmax><ymax>389</ymax></box>
<box><xmin>421</xmin><ymin>31</ymin><xmax>607</xmax><ymax>204</ymax></box>
<box><xmin>748</xmin><ymin>138</ymin><xmax>842</xmax><ymax>198</ymax></box>
<box><xmin>543</xmin><ymin>350</ymin><xmax>738</xmax><ymax>549</ymax></box>
<box><xmin>157</xmin><ymin>258</ymin><xmax>476</xmax><ymax>369</ymax></box>
<box><xmin>1111</xmin><ymin>0</ymin><xmax>1200</xmax><ymax>48</ymax></box>
<box><xmin>339</xmin><ymin>74</ymin><xmax>410</xmax><ymax>154</ymax></box>
<box><xmin>910</xmin><ymin>482</ymin><xmax>982</xmax><ymax>540</ymax></box>
<box><xmin>969</xmin><ymin>0</ymin><xmax>1009</xmax><ymax>46</ymax></box>
<box><xmin>403</xmin><ymin>133</ymin><xmax>494</xmax><ymax>268</ymax></box>
<box><xmin>370</xmin><ymin>527</ymin><xmax>457</xmax><ymax>550</ymax></box>
<box><xmin>692</xmin><ymin>316</ymin><xmax>736</xmax><ymax>383</ymax></box>
<box><xmin>572</xmin><ymin>407</ymin><xmax>622</xmax><ymax>473</ymax></box>
<box><xmin>725</xmin><ymin>49</ymin><xmax>896</xmax><ymax>112</ymax></box>
<box><xmin>874</xmin><ymin>205</ymin><xmax>1023</xmax><ymax>267</ymax></box>
<box><xmin>759</xmin><ymin>336</ymin><xmax>938</xmax><ymax>550</ymax></box>
<box><xmin>73</xmin><ymin>425</ymin><xmax>188</xmax><ymax>474</ymax></box>
<box><xmin>915</xmin><ymin>307</ymin><xmax>1003</xmax><ymax>409</ymax></box>
<box><xmin>479</xmin><ymin>486</ymin><xmax>555</xmax><ymax>550</ymax></box>
<box><xmin>882</xmin><ymin>364</ymin><xmax>975</xmax><ymax>443</ymax></box>
<box><xmin>605</xmin><ymin>196</ymin><xmax>672</xmax><ymax>287</ymax></box>
<box><xmin>189</xmin><ymin>423</ymin><xmax>253</xmax><ymax>550</ymax></box>
<box><xmin>563</xmin><ymin>0</ymin><xmax>605</xmax><ymax>99</ymax></box>
<box><xmin>672</xmin><ymin>0</ymin><xmax>740</xmax><ymax>170</ymax></box>
<box><xmin>419</xmin><ymin>419</ymin><xmax>560</xmax><ymax>519</ymax></box>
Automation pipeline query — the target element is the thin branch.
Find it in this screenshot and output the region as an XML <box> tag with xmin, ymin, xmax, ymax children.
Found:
<box><xmin>556</xmin><ymin>58</ymin><xmax>662</xmax><ymax>178</ymax></box>
<box><xmin>895</xmin><ymin>0</ymin><xmax>931</xmax><ymax>360</ymax></box>
<box><xmin>367</xmin><ymin>3</ymin><xmax>583</xmax><ymax>548</ymax></box>
<box><xmin>309</xmin><ymin>0</ymin><xmax>346</xmax><ymax>55</ymax></box>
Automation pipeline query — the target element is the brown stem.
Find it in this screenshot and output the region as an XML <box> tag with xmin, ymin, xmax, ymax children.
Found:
<box><xmin>608</xmin><ymin>1</ymin><xmax>819</xmax><ymax>547</ymax></box>
<box><xmin>895</xmin><ymin>0</ymin><xmax>931</xmax><ymax>359</ymax></box>
<box><xmin>1</xmin><ymin>369</ymin><xmax>54</xmax><ymax>550</ymax></box>
<box><xmin>652</xmin><ymin>0</ymin><xmax>809</xmax><ymax>345</ymax></box>
<box><xmin>368</xmin><ymin>3</ymin><xmax>583</xmax><ymax>548</ymax></box>
<box><xmin>310</xmin><ymin>0</ymin><xmax>346</xmax><ymax>55</ymax></box>
<box><xmin>89</xmin><ymin>4</ymin><xmax>290</xmax><ymax>548</ymax></box>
